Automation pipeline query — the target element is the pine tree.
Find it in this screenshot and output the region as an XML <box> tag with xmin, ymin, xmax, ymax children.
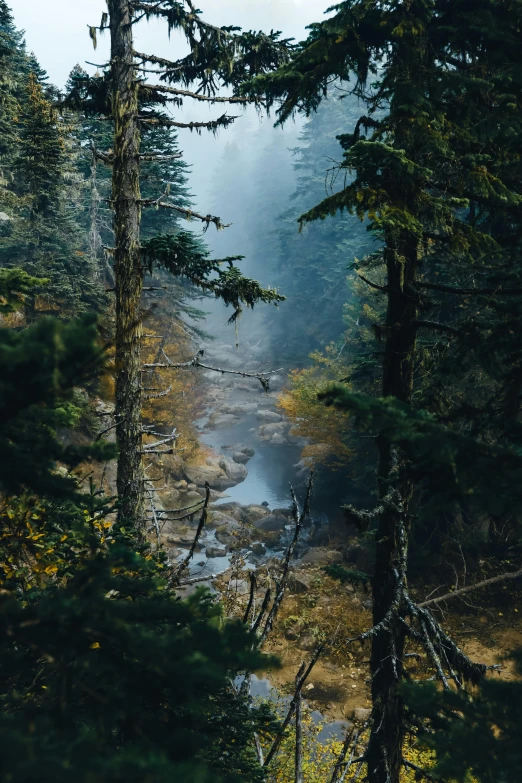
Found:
<box><xmin>0</xmin><ymin>310</ymin><xmax>276</xmax><ymax>783</ymax></box>
<box><xmin>244</xmin><ymin>1</ymin><xmax>522</xmax><ymax>781</ymax></box>
<box><xmin>0</xmin><ymin>59</ymin><xmax>107</xmax><ymax>318</ymax></box>
<box><xmin>70</xmin><ymin>1</ymin><xmax>291</xmax><ymax>528</ymax></box>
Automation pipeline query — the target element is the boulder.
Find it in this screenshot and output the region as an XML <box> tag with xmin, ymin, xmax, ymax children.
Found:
<box><xmin>300</xmin><ymin>548</ymin><xmax>343</xmax><ymax>566</ymax></box>
<box><xmin>222</xmin><ymin>403</ymin><xmax>258</xmax><ymax>416</ymax></box>
<box><xmin>250</xmin><ymin>542</ymin><xmax>267</xmax><ymax>556</ymax></box>
<box><xmin>308</xmin><ymin>523</ymin><xmax>331</xmax><ymax>547</ymax></box>
<box><xmin>215</xmin><ymin>529</ymin><xmax>237</xmax><ymax>549</ymax></box>
<box><xmin>212</xmin><ymin>502</ymin><xmax>244</xmax><ymax>522</ymax></box>
<box><xmin>272</xmin><ymin>507</ymin><xmax>293</xmax><ymax>518</ymax></box>
<box><xmin>271</xmin><ymin>433</ymin><xmax>286</xmax><ymax>445</ymax></box>
<box><xmin>232</xmin><ymin>451</ymin><xmax>251</xmax><ymax>464</ymax></box>
<box><xmin>243</xmin><ymin>505</ymin><xmax>270</xmax><ymax>524</ymax></box>
<box><xmin>207</xmin><ymin>413</ymin><xmax>239</xmax><ymax>429</ymax></box>
<box><xmin>206</xmin><ymin>546</ymin><xmax>227</xmax><ymax>558</ymax></box>
<box><xmin>187</xmin><ymin>483</ymin><xmax>197</xmax><ymax>491</ymax></box>
<box><xmin>184</xmin><ymin>456</ymin><xmax>247</xmax><ymax>490</ymax></box>
<box><xmin>207</xmin><ymin>511</ymin><xmax>242</xmax><ymax>529</ymax></box>
<box><xmin>185</xmin><ymin>490</ymin><xmax>202</xmax><ymax>502</ymax></box>
<box><xmin>256</xmin><ymin>409</ymin><xmax>282</xmax><ymax>423</ymax></box>
<box><xmin>260</xmin><ymin>422</ymin><xmax>285</xmax><ymax>437</ymax></box>
<box><xmin>253</xmin><ymin>514</ymin><xmax>287</xmax><ymax>533</ymax></box>
<box><xmin>287</xmin><ymin>571</ymin><xmax>313</xmax><ymax>594</ymax></box>
<box><xmin>353</xmin><ymin>708</ymin><xmax>372</xmax><ymax>723</ymax></box>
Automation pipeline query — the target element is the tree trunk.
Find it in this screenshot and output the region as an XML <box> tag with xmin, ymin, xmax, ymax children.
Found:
<box><xmin>108</xmin><ymin>0</ymin><xmax>144</xmax><ymax>528</ymax></box>
<box><xmin>367</xmin><ymin>239</ymin><xmax>418</xmax><ymax>783</ymax></box>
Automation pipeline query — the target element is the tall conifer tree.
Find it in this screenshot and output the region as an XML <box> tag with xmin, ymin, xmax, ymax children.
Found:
<box><xmin>74</xmin><ymin>1</ymin><xmax>291</xmax><ymax>527</ymax></box>
<box><xmin>245</xmin><ymin>1</ymin><xmax>522</xmax><ymax>781</ymax></box>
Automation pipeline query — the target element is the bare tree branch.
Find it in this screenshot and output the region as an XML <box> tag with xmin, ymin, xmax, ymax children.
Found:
<box><xmin>418</xmin><ymin>567</ymin><xmax>522</xmax><ymax>608</ymax></box>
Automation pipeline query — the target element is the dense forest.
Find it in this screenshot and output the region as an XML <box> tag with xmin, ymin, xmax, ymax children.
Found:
<box><xmin>1</xmin><ymin>1</ymin><xmax>522</xmax><ymax>782</ymax></box>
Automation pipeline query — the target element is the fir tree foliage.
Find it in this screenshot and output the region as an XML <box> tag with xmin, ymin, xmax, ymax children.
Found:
<box><xmin>0</xmin><ymin>305</ymin><xmax>276</xmax><ymax>782</ymax></box>
<box><xmin>244</xmin><ymin>2</ymin><xmax>522</xmax><ymax>781</ymax></box>
<box><xmin>406</xmin><ymin>650</ymin><xmax>522</xmax><ymax>783</ymax></box>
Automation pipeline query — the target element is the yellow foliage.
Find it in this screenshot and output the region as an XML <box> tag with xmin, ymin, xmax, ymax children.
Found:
<box><xmin>141</xmin><ymin>313</ymin><xmax>206</xmax><ymax>462</ymax></box>
<box><xmin>277</xmin><ymin>364</ymin><xmax>352</xmax><ymax>469</ymax></box>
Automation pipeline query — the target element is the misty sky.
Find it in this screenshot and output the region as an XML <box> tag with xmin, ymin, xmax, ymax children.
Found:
<box><xmin>11</xmin><ymin>0</ymin><xmax>336</xmax><ymax>286</ymax></box>
<box><xmin>13</xmin><ymin>0</ymin><xmax>328</xmax><ymax>88</ymax></box>
<box><xmin>12</xmin><ymin>0</ymin><xmax>331</xmax><ymax>210</ymax></box>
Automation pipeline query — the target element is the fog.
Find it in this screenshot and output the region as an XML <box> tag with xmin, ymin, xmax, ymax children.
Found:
<box><xmin>13</xmin><ymin>0</ymin><xmax>328</xmax><ymax>249</ymax></box>
<box><xmin>11</xmin><ymin>0</ymin><xmax>366</xmax><ymax>512</ymax></box>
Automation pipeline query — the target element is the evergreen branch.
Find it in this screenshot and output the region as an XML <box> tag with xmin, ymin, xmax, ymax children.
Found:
<box><xmin>145</xmin><ymin>83</ymin><xmax>250</xmax><ymax>104</ymax></box>
<box><xmin>138</xmin><ymin>114</ymin><xmax>238</xmax><ymax>132</ymax></box>
<box><xmin>133</xmin><ymin>49</ymin><xmax>190</xmax><ymax>72</ymax></box>
<box><xmin>130</xmin><ymin>1</ymin><xmax>231</xmax><ymax>38</ymax></box>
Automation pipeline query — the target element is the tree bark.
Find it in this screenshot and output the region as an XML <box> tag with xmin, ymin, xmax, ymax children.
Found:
<box><xmin>367</xmin><ymin>238</ymin><xmax>418</xmax><ymax>783</ymax></box>
<box><xmin>108</xmin><ymin>0</ymin><xmax>144</xmax><ymax>528</ymax></box>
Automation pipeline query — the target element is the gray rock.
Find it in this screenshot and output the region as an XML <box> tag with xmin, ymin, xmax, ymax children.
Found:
<box><xmin>185</xmin><ymin>490</ymin><xmax>202</xmax><ymax>501</ymax></box>
<box><xmin>207</xmin><ymin>511</ymin><xmax>242</xmax><ymax>529</ymax></box>
<box><xmin>232</xmin><ymin>451</ymin><xmax>251</xmax><ymax>464</ymax></box>
<box><xmin>208</xmin><ymin>414</ymin><xmax>239</xmax><ymax>429</ymax></box>
<box><xmin>0</xmin><ymin>211</ymin><xmax>11</xmax><ymax>223</ymax></box>
<box><xmin>353</xmin><ymin>708</ymin><xmax>371</xmax><ymax>723</ymax></box>
<box><xmin>259</xmin><ymin>422</ymin><xmax>286</xmax><ymax>437</ymax></box>
<box><xmin>218</xmin><ymin>457</ymin><xmax>248</xmax><ymax>486</ymax></box>
<box><xmin>187</xmin><ymin>483</ymin><xmax>197</xmax><ymax>491</ymax></box>
<box><xmin>243</xmin><ymin>505</ymin><xmax>270</xmax><ymax>524</ymax></box>
<box><xmin>222</xmin><ymin>403</ymin><xmax>258</xmax><ymax>416</ymax></box>
<box><xmin>272</xmin><ymin>507</ymin><xmax>293</xmax><ymax>518</ymax></box>
<box><xmin>271</xmin><ymin>433</ymin><xmax>286</xmax><ymax>445</ymax></box>
<box><xmin>250</xmin><ymin>542</ymin><xmax>267</xmax><ymax>556</ymax></box>
<box><xmin>261</xmin><ymin>501</ymin><xmax>270</xmax><ymax>507</ymax></box>
<box><xmin>215</xmin><ymin>530</ymin><xmax>236</xmax><ymax>549</ymax></box>
<box><xmin>206</xmin><ymin>546</ymin><xmax>227</xmax><ymax>558</ymax></box>
<box><xmin>300</xmin><ymin>548</ymin><xmax>343</xmax><ymax>566</ymax></box>
<box><xmin>184</xmin><ymin>456</ymin><xmax>247</xmax><ymax>490</ymax></box>
<box><xmin>212</xmin><ymin>502</ymin><xmax>244</xmax><ymax>521</ymax></box>
<box><xmin>287</xmin><ymin>572</ymin><xmax>313</xmax><ymax>594</ymax></box>
<box><xmin>253</xmin><ymin>515</ymin><xmax>287</xmax><ymax>533</ymax></box>
<box><xmin>256</xmin><ymin>409</ymin><xmax>282</xmax><ymax>423</ymax></box>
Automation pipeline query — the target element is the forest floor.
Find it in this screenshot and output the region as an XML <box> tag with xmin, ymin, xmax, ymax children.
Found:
<box><xmin>84</xmin><ymin>336</ymin><xmax>522</xmax><ymax>725</ymax></box>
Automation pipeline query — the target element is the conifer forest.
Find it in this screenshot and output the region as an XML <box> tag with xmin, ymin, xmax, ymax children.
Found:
<box><xmin>3</xmin><ymin>0</ymin><xmax>522</xmax><ymax>780</ymax></box>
